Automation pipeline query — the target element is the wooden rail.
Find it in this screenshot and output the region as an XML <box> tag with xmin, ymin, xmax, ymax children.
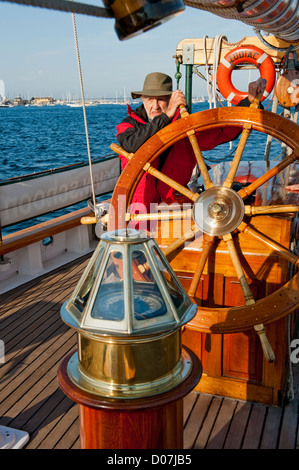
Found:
<box><xmin>0</xmin><ymin>207</ymin><xmax>94</xmax><ymax>256</ymax></box>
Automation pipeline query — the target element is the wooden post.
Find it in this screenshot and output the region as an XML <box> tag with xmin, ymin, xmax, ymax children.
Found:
<box><xmin>58</xmin><ymin>349</ymin><xmax>202</xmax><ymax>449</ymax></box>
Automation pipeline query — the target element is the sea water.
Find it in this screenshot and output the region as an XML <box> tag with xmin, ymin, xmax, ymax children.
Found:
<box><xmin>0</xmin><ymin>101</ymin><xmax>279</xmax><ymax>234</ymax></box>
<box><xmin>0</xmin><ymin>101</ymin><xmax>275</xmax><ymax>181</ymax></box>
<box><xmin>0</xmin><ymin>103</ymin><xmax>128</xmax><ymax>180</ymax></box>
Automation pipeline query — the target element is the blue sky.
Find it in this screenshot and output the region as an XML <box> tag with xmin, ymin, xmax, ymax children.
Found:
<box><xmin>0</xmin><ymin>2</ymin><xmax>258</xmax><ymax>99</ymax></box>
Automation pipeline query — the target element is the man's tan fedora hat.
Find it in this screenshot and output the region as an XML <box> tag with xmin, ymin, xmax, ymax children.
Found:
<box><xmin>131</xmin><ymin>72</ymin><xmax>173</xmax><ymax>99</ymax></box>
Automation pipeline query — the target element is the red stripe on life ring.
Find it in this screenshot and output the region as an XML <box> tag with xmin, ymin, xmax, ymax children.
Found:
<box><xmin>216</xmin><ymin>45</ymin><xmax>276</xmax><ymax>105</ymax></box>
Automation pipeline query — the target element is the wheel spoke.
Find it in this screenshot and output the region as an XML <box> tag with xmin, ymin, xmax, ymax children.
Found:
<box><xmin>110</xmin><ymin>143</ymin><xmax>199</xmax><ymax>202</ymax></box>
<box><xmin>82</xmin><ymin>208</ymin><xmax>193</xmax><ymax>226</ymax></box>
<box><xmin>163</xmin><ymin>224</ymin><xmax>199</xmax><ymax>258</ymax></box>
<box><xmin>219</xmin><ymin>93</ymin><xmax>262</xmax><ymax>189</ymax></box>
<box><xmin>238</xmin><ymin>150</ymin><xmax>299</xmax><ymax>200</ymax></box>
<box><xmin>188</xmin><ymin>234</ymin><xmax>215</xmax><ymax>298</ymax></box>
<box><xmin>238</xmin><ymin>222</ymin><xmax>298</xmax><ymax>265</ymax></box>
<box><xmin>223</xmin><ymin>233</ymin><xmax>255</xmax><ymax>305</ymax></box>
<box><xmin>142</xmin><ymin>164</ymin><xmax>198</xmax><ymax>202</ymax></box>
<box><xmin>186</xmin><ymin>130</ymin><xmax>213</xmax><ymax>189</ymax></box>
<box><xmin>223</xmin><ymin>233</ymin><xmax>275</xmax><ymax>362</ymax></box>
<box><xmin>180</xmin><ymin>105</ymin><xmax>213</xmax><ymax>189</ymax></box>
<box><xmin>223</xmin><ymin>124</ymin><xmax>252</xmax><ymax>188</ymax></box>
<box><xmin>244</xmin><ymin>204</ymin><xmax>299</xmax><ymax>216</ymax></box>
<box><xmin>128</xmin><ymin>208</ymin><xmax>193</xmax><ymax>223</ymax></box>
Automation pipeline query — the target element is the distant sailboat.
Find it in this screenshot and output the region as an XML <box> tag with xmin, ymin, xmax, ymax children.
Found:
<box><xmin>0</xmin><ymin>79</ymin><xmax>8</xmax><ymax>106</ymax></box>
<box><xmin>0</xmin><ymin>79</ymin><xmax>5</xmax><ymax>102</ymax></box>
<box><xmin>192</xmin><ymin>95</ymin><xmax>205</xmax><ymax>103</ymax></box>
<box><xmin>114</xmin><ymin>85</ymin><xmax>129</xmax><ymax>104</ymax></box>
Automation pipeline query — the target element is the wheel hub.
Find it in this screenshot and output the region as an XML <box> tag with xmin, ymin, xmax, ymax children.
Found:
<box><xmin>193</xmin><ymin>186</ymin><xmax>245</xmax><ymax>236</ymax></box>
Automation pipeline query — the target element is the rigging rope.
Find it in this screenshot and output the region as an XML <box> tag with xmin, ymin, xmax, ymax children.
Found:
<box><xmin>71</xmin><ymin>9</ymin><xmax>97</xmax><ymax>212</ymax></box>
<box><xmin>184</xmin><ymin>0</ymin><xmax>299</xmax><ymax>43</ymax></box>
<box><xmin>254</xmin><ymin>29</ymin><xmax>299</xmax><ymax>52</ymax></box>
<box><xmin>212</xmin><ymin>35</ymin><xmax>227</xmax><ymax>108</ymax></box>
<box><xmin>1</xmin><ymin>0</ymin><xmax>113</xmax><ymax>18</ymax></box>
<box><xmin>286</xmin><ymin>103</ymin><xmax>299</xmax><ymax>404</ymax></box>
<box><xmin>263</xmin><ymin>95</ymin><xmax>278</xmax><ymax>163</ymax></box>
<box><xmin>203</xmin><ymin>35</ymin><xmax>227</xmax><ymax>109</ymax></box>
<box><xmin>203</xmin><ymin>36</ymin><xmax>213</xmax><ymax>108</ymax></box>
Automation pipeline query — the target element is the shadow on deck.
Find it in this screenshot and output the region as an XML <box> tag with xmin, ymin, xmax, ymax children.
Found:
<box><xmin>0</xmin><ymin>254</ymin><xmax>298</xmax><ymax>449</ymax></box>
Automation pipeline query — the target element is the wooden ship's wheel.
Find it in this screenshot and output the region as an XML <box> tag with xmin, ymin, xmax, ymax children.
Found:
<box><xmin>108</xmin><ymin>106</ymin><xmax>299</xmax><ymax>369</ymax></box>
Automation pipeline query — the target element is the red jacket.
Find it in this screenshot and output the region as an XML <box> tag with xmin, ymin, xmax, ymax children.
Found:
<box><xmin>115</xmin><ymin>102</ymin><xmax>248</xmax><ymax>224</ymax></box>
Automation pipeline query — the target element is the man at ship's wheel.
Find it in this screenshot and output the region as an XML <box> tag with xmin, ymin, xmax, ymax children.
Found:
<box><xmin>115</xmin><ymin>72</ymin><xmax>266</xmax><ymax>226</ymax></box>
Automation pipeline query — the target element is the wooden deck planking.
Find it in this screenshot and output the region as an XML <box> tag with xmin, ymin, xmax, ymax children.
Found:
<box><xmin>242</xmin><ymin>403</ymin><xmax>267</xmax><ymax>449</ymax></box>
<box><xmin>0</xmin><ymin>256</ymin><xmax>86</xmax><ymax>448</ymax></box>
<box><xmin>205</xmin><ymin>397</ymin><xmax>237</xmax><ymax>449</ymax></box>
<box><xmin>193</xmin><ymin>395</ymin><xmax>223</xmax><ymax>449</ymax></box>
<box><xmin>184</xmin><ymin>393</ymin><xmax>213</xmax><ymax>449</ymax></box>
<box><xmin>224</xmin><ymin>400</ymin><xmax>251</xmax><ymax>449</ymax></box>
<box><xmin>278</xmin><ymin>401</ymin><xmax>299</xmax><ymax>449</ymax></box>
<box><xmin>0</xmin><ymin>254</ymin><xmax>298</xmax><ymax>450</ymax></box>
<box><xmin>259</xmin><ymin>405</ymin><xmax>282</xmax><ymax>449</ymax></box>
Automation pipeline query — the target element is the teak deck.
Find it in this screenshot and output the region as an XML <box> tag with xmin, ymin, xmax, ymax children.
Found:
<box><xmin>0</xmin><ymin>253</ymin><xmax>298</xmax><ymax>449</ymax></box>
